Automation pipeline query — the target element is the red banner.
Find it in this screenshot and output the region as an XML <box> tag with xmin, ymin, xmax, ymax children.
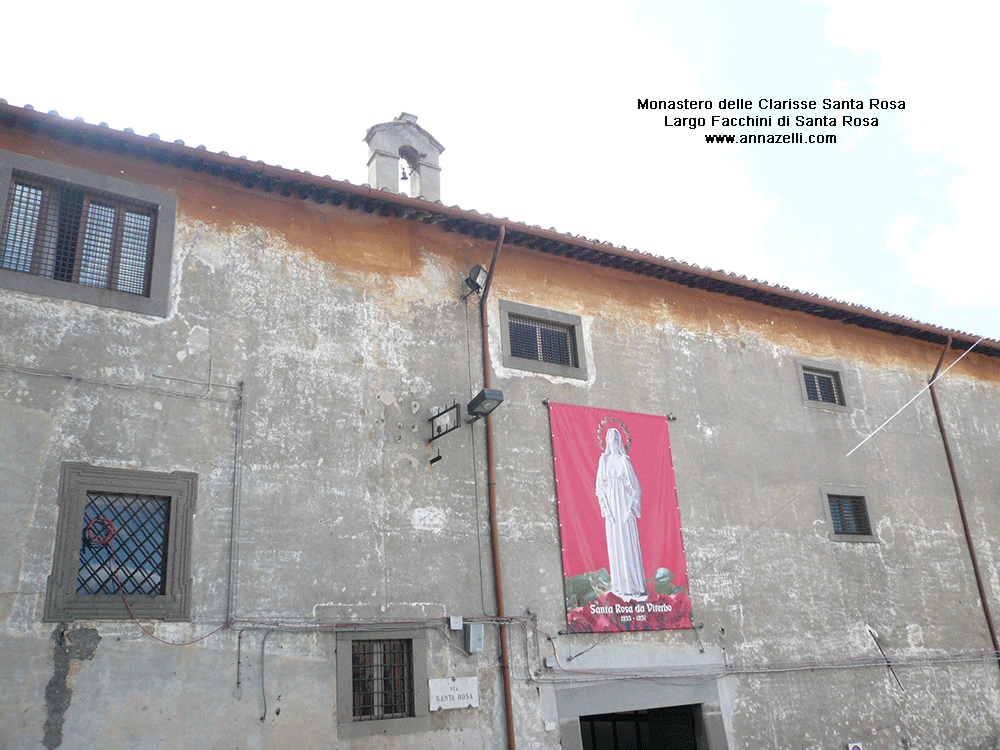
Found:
<box><xmin>550</xmin><ymin>403</ymin><xmax>691</xmax><ymax>632</ymax></box>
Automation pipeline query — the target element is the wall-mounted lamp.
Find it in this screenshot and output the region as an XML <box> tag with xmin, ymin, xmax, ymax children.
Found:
<box><xmin>467</xmin><ymin>388</ymin><xmax>504</xmax><ymax>422</ymax></box>
<box><xmin>463</xmin><ymin>264</ymin><xmax>489</xmax><ymax>296</ymax></box>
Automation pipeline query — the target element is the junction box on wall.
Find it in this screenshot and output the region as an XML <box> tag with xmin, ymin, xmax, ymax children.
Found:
<box><xmin>464</xmin><ymin>623</ymin><xmax>484</xmax><ymax>653</ymax></box>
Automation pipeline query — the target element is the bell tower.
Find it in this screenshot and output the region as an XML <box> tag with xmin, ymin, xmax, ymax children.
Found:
<box><xmin>364</xmin><ymin>112</ymin><xmax>444</xmax><ymax>202</ymax></box>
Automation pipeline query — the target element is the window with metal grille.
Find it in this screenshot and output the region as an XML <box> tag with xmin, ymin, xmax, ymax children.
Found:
<box><xmin>1</xmin><ymin>148</ymin><xmax>176</xmax><ymax>316</ymax></box>
<box><xmin>336</xmin><ymin>630</ymin><xmax>429</xmax><ymax>738</ymax></box>
<box><xmin>795</xmin><ymin>358</ymin><xmax>849</xmax><ymax>412</ymax></box>
<box><xmin>77</xmin><ymin>492</ymin><xmax>171</xmax><ymax>596</ymax></box>
<box><xmin>821</xmin><ymin>485</ymin><xmax>876</xmax><ymax>542</ymax></box>
<box><xmin>2</xmin><ymin>172</ymin><xmax>155</xmax><ymax>295</ymax></box>
<box><xmin>44</xmin><ymin>463</ymin><xmax>197</xmax><ymax>621</ymax></box>
<box><xmin>351</xmin><ymin>639</ymin><xmax>414</xmax><ymax>721</ymax></box>
<box><xmin>499</xmin><ymin>300</ymin><xmax>587</xmax><ymax>379</ymax></box>
<box><xmin>827</xmin><ymin>494</ymin><xmax>872</xmax><ymax>536</ymax></box>
<box><xmin>802</xmin><ymin>367</ymin><xmax>845</xmax><ymax>406</ymax></box>
<box><xmin>508</xmin><ymin>312</ymin><xmax>578</xmax><ymax>368</ymax></box>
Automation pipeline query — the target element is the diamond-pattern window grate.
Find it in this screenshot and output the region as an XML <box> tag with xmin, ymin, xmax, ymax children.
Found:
<box><xmin>77</xmin><ymin>491</ymin><xmax>170</xmax><ymax>596</ymax></box>
<box><xmin>508</xmin><ymin>313</ymin><xmax>578</xmax><ymax>368</ymax></box>
<box><xmin>803</xmin><ymin>368</ymin><xmax>845</xmax><ymax>406</ymax></box>
<box><xmin>827</xmin><ymin>494</ymin><xmax>872</xmax><ymax>536</ymax></box>
<box><xmin>352</xmin><ymin>639</ymin><xmax>414</xmax><ymax>721</ymax></box>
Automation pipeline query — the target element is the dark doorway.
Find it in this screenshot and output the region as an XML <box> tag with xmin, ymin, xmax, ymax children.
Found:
<box><xmin>580</xmin><ymin>705</ymin><xmax>699</xmax><ymax>750</ymax></box>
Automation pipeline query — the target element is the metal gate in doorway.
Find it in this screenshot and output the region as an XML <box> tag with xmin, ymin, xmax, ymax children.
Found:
<box><xmin>580</xmin><ymin>705</ymin><xmax>698</xmax><ymax>750</ymax></box>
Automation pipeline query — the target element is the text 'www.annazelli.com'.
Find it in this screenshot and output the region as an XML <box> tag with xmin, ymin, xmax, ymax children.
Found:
<box><xmin>703</xmin><ymin>132</ymin><xmax>836</xmax><ymax>144</ymax></box>
<box><xmin>639</xmin><ymin>97</ymin><xmax>903</xmax><ymax>145</ymax></box>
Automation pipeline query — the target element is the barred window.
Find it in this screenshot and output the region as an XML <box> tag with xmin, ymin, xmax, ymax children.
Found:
<box><xmin>2</xmin><ymin>173</ymin><xmax>155</xmax><ymax>295</ymax></box>
<box><xmin>44</xmin><ymin>463</ymin><xmax>197</xmax><ymax>621</ymax></box>
<box><xmin>77</xmin><ymin>491</ymin><xmax>171</xmax><ymax>596</ymax></box>
<box><xmin>508</xmin><ymin>312</ymin><xmax>578</xmax><ymax>368</ymax></box>
<box><xmin>827</xmin><ymin>494</ymin><xmax>872</xmax><ymax>536</ymax></box>
<box><xmin>821</xmin><ymin>486</ymin><xmax>876</xmax><ymax>542</ymax></box>
<box><xmin>499</xmin><ymin>300</ymin><xmax>587</xmax><ymax>380</ymax></box>
<box><xmin>795</xmin><ymin>358</ymin><xmax>849</xmax><ymax>412</ymax></box>
<box><xmin>802</xmin><ymin>367</ymin><xmax>845</xmax><ymax>406</ymax></box>
<box><xmin>1</xmin><ymin>149</ymin><xmax>176</xmax><ymax>316</ymax></box>
<box><xmin>336</xmin><ymin>630</ymin><xmax>429</xmax><ymax>738</ymax></box>
<box><xmin>352</xmin><ymin>639</ymin><xmax>414</xmax><ymax>721</ymax></box>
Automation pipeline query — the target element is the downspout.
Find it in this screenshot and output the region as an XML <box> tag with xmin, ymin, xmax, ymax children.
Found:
<box><xmin>928</xmin><ymin>337</ymin><xmax>1000</xmax><ymax>672</ymax></box>
<box><xmin>479</xmin><ymin>224</ymin><xmax>516</xmax><ymax>750</ymax></box>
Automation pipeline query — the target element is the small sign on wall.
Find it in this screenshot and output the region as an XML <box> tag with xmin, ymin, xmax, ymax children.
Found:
<box><xmin>428</xmin><ymin>676</ymin><xmax>479</xmax><ymax>711</ymax></box>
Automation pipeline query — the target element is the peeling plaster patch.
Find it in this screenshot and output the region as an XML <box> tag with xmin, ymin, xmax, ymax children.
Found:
<box><xmin>391</xmin><ymin>254</ymin><xmax>452</xmax><ymax>305</ymax></box>
<box><xmin>377</xmin><ymin>391</ymin><xmax>398</xmax><ymax>409</ymax></box>
<box><xmin>187</xmin><ymin>325</ymin><xmax>210</xmax><ymax>353</ymax></box>
<box><xmin>43</xmin><ymin>625</ymin><xmax>101</xmax><ymax>749</ymax></box>
<box><xmin>312</xmin><ymin>602</ymin><xmax>339</xmax><ymax>619</ymax></box>
<box><xmin>412</xmin><ymin>507</ymin><xmax>447</xmax><ymax>532</ymax></box>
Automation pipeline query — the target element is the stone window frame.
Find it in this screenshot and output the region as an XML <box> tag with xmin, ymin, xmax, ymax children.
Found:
<box><xmin>820</xmin><ymin>484</ymin><xmax>877</xmax><ymax>543</ymax></box>
<box><xmin>43</xmin><ymin>463</ymin><xmax>197</xmax><ymax>622</ymax></box>
<box><xmin>336</xmin><ymin>629</ymin><xmax>430</xmax><ymax>739</ymax></box>
<box><xmin>499</xmin><ymin>299</ymin><xmax>588</xmax><ymax>380</ymax></box>
<box><xmin>795</xmin><ymin>357</ymin><xmax>850</xmax><ymax>413</ymax></box>
<box><xmin>0</xmin><ymin>148</ymin><xmax>176</xmax><ymax>317</ymax></box>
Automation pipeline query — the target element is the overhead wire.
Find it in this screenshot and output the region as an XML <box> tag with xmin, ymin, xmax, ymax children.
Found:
<box><xmin>845</xmin><ymin>336</ymin><xmax>985</xmax><ymax>457</ymax></box>
<box><xmin>692</xmin><ymin>337</ymin><xmax>984</xmax><ymax>580</ymax></box>
<box><xmin>0</xmin><ymin>362</ymin><xmax>240</xmax><ymax>405</ymax></box>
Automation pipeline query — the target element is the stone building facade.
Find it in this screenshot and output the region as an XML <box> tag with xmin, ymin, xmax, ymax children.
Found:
<box><xmin>2</xmin><ymin>103</ymin><xmax>1000</xmax><ymax>749</ymax></box>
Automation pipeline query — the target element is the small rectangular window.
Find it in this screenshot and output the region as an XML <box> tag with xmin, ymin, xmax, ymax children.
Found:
<box><xmin>795</xmin><ymin>358</ymin><xmax>850</xmax><ymax>412</ymax></box>
<box><xmin>351</xmin><ymin>639</ymin><xmax>414</xmax><ymax>721</ymax></box>
<box><xmin>1</xmin><ymin>148</ymin><xmax>176</xmax><ymax>316</ymax></box>
<box><xmin>802</xmin><ymin>367</ymin><xmax>844</xmax><ymax>406</ymax></box>
<box><xmin>499</xmin><ymin>300</ymin><xmax>587</xmax><ymax>380</ymax></box>
<box><xmin>508</xmin><ymin>312</ymin><xmax>578</xmax><ymax>368</ymax></box>
<box><xmin>827</xmin><ymin>495</ymin><xmax>871</xmax><ymax>536</ymax></box>
<box><xmin>336</xmin><ymin>630</ymin><xmax>430</xmax><ymax>738</ymax></box>
<box><xmin>821</xmin><ymin>486</ymin><xmax>876</xmax><ymax>542</ymax></box>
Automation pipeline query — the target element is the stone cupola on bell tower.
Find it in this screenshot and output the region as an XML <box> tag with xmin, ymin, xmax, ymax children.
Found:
<box><xmin>365</xmin><ymin>112</ymin><xmax>445</xmax><ymax>202</ymax></box>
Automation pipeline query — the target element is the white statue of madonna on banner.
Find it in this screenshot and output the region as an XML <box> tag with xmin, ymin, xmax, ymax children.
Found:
<box><xmin>595</xmin><ymin>427</ymin><xmax>648</xmax><ymax>600</ymax></box>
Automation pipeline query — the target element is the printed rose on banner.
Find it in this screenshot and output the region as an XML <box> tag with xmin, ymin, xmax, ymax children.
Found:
<box><xmin>566</xmin><ymin>590</ymin><xmax>692</xmax><ymax>634</ymax></box>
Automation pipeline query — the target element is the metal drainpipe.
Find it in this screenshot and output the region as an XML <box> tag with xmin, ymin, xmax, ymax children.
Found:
<box><xmin>478</xmin><ymin>224</ymin><xmax>516</xmax><ymax>750</ymax></box>
<box><xmin>928</xmin><ymin>337</ymin><xmax>1000</xmax><ymax>672</ymax></box>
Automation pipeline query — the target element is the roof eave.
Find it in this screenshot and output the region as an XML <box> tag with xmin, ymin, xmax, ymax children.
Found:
<box><xmin>2</xmin><ymin>103</ymin><xmax>996</xmax><ymax>359</ymax></box>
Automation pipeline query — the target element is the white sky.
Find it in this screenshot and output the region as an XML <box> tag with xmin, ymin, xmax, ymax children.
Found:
<box><xmin>4</xmin><ymin>0</ymin><xmax>997</xmax><ymax>340</ymax></box>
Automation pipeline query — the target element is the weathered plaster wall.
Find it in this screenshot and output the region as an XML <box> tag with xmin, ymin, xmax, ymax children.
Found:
<box><xmin>3</xmin><ymin>130</ymin><xmax>1000</xmax><ymax>749</ymax></box>
<box><xmin>488</xmin><ymin>244</ymin><xmax>1000</xmax><ymax>749</ymax></box>
<box><xmin>0</xmin><ymin>136</ymin><xmax>509</xmax><ymax>747</ymax></box>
